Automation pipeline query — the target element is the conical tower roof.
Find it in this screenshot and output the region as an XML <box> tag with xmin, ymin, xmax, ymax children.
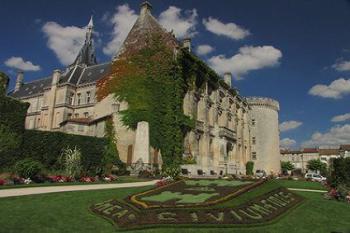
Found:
<box><xmin>70</xmin><ymin>16</ymin><xmax>97</xmax><ymax>68</ymax></box>
<box><xmin>113</xmin><ymin>1</ymin><xmax>178</xmax><ymax>60</ymax></box>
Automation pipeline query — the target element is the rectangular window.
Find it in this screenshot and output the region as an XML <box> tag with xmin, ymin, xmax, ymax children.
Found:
<box><xmin>77</xmin><ymin>93</ymin><xmax>81</xmax><ymax>105</ymax></box>
<box><xmin>74</xmin><ymin>113</ymin><xmax>79</xmax><ymax>118</ymax></box>
<box><xmin>252</xmin><ymin>137</ymin><xmax>256</xmax><ymax>145</ymax></box>
<box><xmin>252</xmin><ymin>152</ymin><xmax>257</xmax><ymax>160</ymax></box>
<box><xmin>78</xmin><ymin>125</ymin><xmax>84</xmax><ymax>132</ymax></box>
<box><xmin>251</xmin><ymin>119</ymin><xmax>256</xmax><ymax>126</ymax></box>
<box><xmin>86</xmin><ymin>91</ymin><xmax>91</xmax><ymax>104</ymax></box>
<box><xmin>67</xmin><ymin>113</ymin><xmax>72</xmax><ymax>119</ymax></box>
<box><xmin>84</xmin><ymin>112</ymin><xmax>89</xmax><ymax>118</ymax></box>
<box><xmin>68</xmin><ymin>92</ymin><xmax>74</xmax><ymax>105</ymax></box>
<box><xmin>112</xmin><ymin>103</ymin><xmax>120</xmax><ymax>112</ymax></box>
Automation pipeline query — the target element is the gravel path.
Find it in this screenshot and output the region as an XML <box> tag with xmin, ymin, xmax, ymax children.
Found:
<box><xmin>0</xmin><ymin>180</ymin><xmax>158</xmax><ymax>198</ymax></box>
<box><xmin>288</xmin><ymin>188</ymin><xmax>327</xmax><ymax>193</ymax></box>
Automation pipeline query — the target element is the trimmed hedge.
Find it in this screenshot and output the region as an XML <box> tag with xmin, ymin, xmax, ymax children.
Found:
<box><xmin>0</xmin><ymin>94</ymin><xmax>29</xmax><ymax>167</ymax></box>
<box><xmin>21</xmin><ymin>130</ymin><xmax>108</xmax><ymax>175</ymax></box>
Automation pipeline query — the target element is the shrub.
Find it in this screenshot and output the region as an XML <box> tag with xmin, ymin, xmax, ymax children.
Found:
<box><xmin>60</xmin><ymin>146</ymin><xmax>82</xmax><ymax>179</ymax></box>
<box><xmin>307</xmin><ymin>159</ymin><xmax>327</xmax><ymax>176</ymax></box>
<box><xmin>281</xmin><ymin>161</ymin><xmax>294</xmax><ymax>173</ymax></box>
<box><xmin>329</xmin><ymin>157</ymin><xmax>350</xmax><ymax>187</ymax></box>
<box><xmin>0</xmin><ymin>94</ymin><xmax>29</xmax><ymax>167</ymax></box>
<box><xmin>14</xmin><ymin>159</ymin><xmax>43</xmax><ymax>179</ymax></box>
<box><xmin>246</xmin><ymin>161</ymin><xmax>254</xmax><ymax>176</ymax></box>
<box><xmin>162</xmin><ymin>165</ymin><xmax>181</xmax><ymax>179</ymax></box>
<box><xmin>138</xmin><ymin>170</ymin><xmax>154</xmax><ymax>178</ymax></box>
<box><xmin>21</xmin><ymin>130</ymin><xmax>108</xmax><ymax>174</ymax></box>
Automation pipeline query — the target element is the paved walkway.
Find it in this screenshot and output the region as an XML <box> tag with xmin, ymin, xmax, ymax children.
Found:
<box><xmin>0</xmin><ymin>180</ymin><xmax>158</xmax><ymax>198</ymax></box>
<box><xmin>288</xmin><ymin>188</ymin><xmax>327</xmax><ymax>193</ymax></box>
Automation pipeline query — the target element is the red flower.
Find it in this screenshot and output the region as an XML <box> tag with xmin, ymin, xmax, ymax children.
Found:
<box><xmin>0</xmin><ymin>179</ymin><xmax>5</xmax><ymax>185</ymax></box>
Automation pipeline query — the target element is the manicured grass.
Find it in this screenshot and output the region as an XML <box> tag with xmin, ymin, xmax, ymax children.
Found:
<box><xmin>274</xmin><ymin>179</ymin><xmax>327</xmax><ymax>190</ymax></box>
<box><xmin>0</xmin><ymin>176</ymin><xmax>152</xmax><ymax>190</ymax></box>
<box><xmin>184</xmin><ymin>179</ymin><xmax>252</xmax><ymax>187</ymax></box>
<box><xmin>141</xmin><ymin>191</ymin><xmax>219</xmax><ymax>204</ymax></box>
<box><xmin>0</xmin><ymin>181</ymin><xmax>349</xmax><ymax>233</ymax></box>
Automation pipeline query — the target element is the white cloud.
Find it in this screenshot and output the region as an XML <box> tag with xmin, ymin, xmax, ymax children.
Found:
<box><xmin>202</xmin><ymin>17</ymin><xmax>250</xmax><ymax>40</ymax></box>
<box><xmin>309</xmin><ymin>78</ymin><xmax>350</xmax><ymax>99</ymax></box>
<box><xmin>332</xmin><ymin>60</ymin><xmax>350</xmax><ymax>72</ymax></box>
<box><xmin>4</xmin><ymin>57</ymin><xmax>40</xmax><ymax>71</ymax></box>
<box><xmin>302</xmin><ymin>124</ymin><xmax>350</xmax><ymax>147</ymax></box>
<box><xmin>158</xmin><ymin>6</ymin><xmax>198</xmax><ymax>38</ymax></box>
<box><xmin>331</xmin><ymin>113</ymin><xmax>350</xmax><ymax>122</ymax></box>
<box><xmin>196</xmin><ymin>44</ymin><xmax>214</xmax><ymax>56</ymax></box>
<box><xmin>280</xmin><ymin>138</ymin><xmax>297</xmax><ymax>148</ymax></box>
<box><xmin>103</xmin><ymin>4</ymin><xmax>138</xmax><ymax>56</ymax></box>
<box><xmin>208</xmin><ymin>45</ymin><xmax>282</xmax><ymax>78</ymax></box>
<box><xmin>42</xmin><ymin>21</ymin><xmax>86</xmax><ymax>66</ymax></box>
<box><xmin>279</xmin><ymin>121</ymin><xmax>303</xmax><ymax>132</ymax></box>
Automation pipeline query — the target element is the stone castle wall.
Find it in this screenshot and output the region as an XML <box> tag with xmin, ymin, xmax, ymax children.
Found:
<box><xmin>247</xmin><ymin>97</ymin><xmax>280</xmax><ymax>174</ymax></box>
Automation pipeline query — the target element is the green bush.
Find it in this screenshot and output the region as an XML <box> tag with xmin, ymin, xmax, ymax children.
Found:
<box><xmin>329</xmin><ymin>157</ymin><xmax>350</xmax><ymax>187</ymax></box>
<box><xmin>14</xmin><ymin>158</ymin><xmax>43</xmax><ymax>178</ymax></box>
<box><xmin>307</xmin><ymin>159</ymin><xmax>328</xmax><ymax>176</ymax></box>
<box><xmin>59</xmin><ymin>146</ymin><xmax>82</xmax><ymax>178</ymax></box>
<box><xmin>281</xmin><ymin>161</ymin><xmax>294</xmax><ymax>173</ymax></box>
<box><xmin>246</xmin><ymin>161</ymin><xmax>254</xmax><ymax>176</ymax></box>
<box><xmin>0</xmin><ymin>94</ymin><xmax>29</xmax><ymax>167</ymax></box>
<box><xmin>21</xmin><ymin>130</ymin><xmax>108</xmax><ymax>175</ymax></box>
<box><xmin>162</xmin><ymin>165</ymin><xmax>181</xmax><ymax>179</ymax></box>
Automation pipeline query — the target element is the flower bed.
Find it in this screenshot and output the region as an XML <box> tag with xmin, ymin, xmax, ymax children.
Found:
<box><xmin>128</xmin><ymin>178</ymin><xmax>265</xmax><ymax>209</ymax></box>
<box><xmin>91</xmin><ymin>186</ymin><xmax>303</xmax><ymax>229</ymax></box>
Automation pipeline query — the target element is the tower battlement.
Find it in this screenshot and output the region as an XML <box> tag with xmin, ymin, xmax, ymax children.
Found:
<box><xmin>246</xmin><ymin>96</ymin><xmax>279</xmax><ymax>111</ymax></box>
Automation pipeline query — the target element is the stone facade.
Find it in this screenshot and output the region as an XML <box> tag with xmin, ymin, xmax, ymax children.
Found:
<box><xmin>247</xmin><ymin>97</ymin><xmax>280</xmax><ymax>175</ymax></box>
<box><xmin>8</xmin><ymin>2</ymin><xmax>281</xmax><ymax>175</ymax></box>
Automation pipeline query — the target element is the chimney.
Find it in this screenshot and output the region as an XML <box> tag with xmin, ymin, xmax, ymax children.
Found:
<box><xmin>51</xmin><ymin>69</ymin><xmax>61</xmax><ymax>86</ymax></box>
<box><xmin>14</xmin><ymin>71</ymin><xmax>24</xmax><ymax>92</ymax></box>
<box><xmin>224</xmin><ymin>72</ymin><xmax>232</xmax><ymax>88</ymax></box>
<box><xmin>140</xmin><ymin>1</ymin><xmax>152</xmax><ymax>16</ymax></box>
<box><xmin>183</xmin><ymin>38</ymin><xmax>191</xmax><ymax>52</ymax></box>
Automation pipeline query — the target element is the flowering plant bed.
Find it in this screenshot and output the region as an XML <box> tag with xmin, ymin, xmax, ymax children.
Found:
<box><xmin>90</xmin><ymin>185</ymin><xmax>303</xmax><ymax>229</ymax></box>
<box><xmin>128</xmin><ymin>178</ymin><xmax>265</xmax><ymax>209</ymax></box>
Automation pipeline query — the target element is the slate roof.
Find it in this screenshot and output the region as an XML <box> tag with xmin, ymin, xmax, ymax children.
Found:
<box><xmin>10</xmin><ymin>77</ymin><xmax>52</xmax><ymax>98</ymax></box>
<box><xmin>10</xmin><ymin>62</ymin><xmax>111</xmax><ymax>99</ymax></box>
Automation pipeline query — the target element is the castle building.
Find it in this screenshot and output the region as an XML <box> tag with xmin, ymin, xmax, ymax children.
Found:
<box><xmin>8</xmin><ymin>2</ymin><xmax>281</xmax><ymax>175</ymax></box>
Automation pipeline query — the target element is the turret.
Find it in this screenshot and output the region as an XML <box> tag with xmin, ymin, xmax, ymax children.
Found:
<box><xmin>51</xmin><ymin>69</ymin><xmax>61</xmax><ymax>86</ymax></box>
<box><xmin>224</xmin><ymin>72</ymin><xmax>232</xmax><ymax>88</ymax></box>
<box><xmin>14</xmin><ymin>71</ymin><xmax>24</xmax><ymax>92</ymax></box>
<box><xmin>182</xmin><ymin>38</ymin><xmax>191</xmax><ymax>52</ymax></box>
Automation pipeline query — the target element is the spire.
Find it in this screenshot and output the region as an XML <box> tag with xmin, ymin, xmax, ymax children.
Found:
<box><xmin>70</xmin><ymin>16</ymin><xmax>97</xmax><ymax>68</ymax></box>
<box><xmin>88</xmin><ymin>15</ymin><xmax>93</xmax><ymax>28</ymax></box>
<box><xmin>140</xmin><ymin>1</ymin><xmax>152</xmax><ymax>16</ymax></box>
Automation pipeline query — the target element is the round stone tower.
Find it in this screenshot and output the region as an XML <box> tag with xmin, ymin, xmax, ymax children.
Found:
<box><xmin>246</xmin><ymin>97</ymin><xmax>280</xmax><ymax>175</ymax></box>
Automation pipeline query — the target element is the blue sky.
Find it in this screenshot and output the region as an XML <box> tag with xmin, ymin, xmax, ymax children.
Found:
<box><xmin>1</xmin><ymin>0</ymin><xmax>350</xmax><ymax>148</ymax></box>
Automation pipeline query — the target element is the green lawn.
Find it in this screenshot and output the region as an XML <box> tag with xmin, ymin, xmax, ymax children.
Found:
<box><xmin>0</xmin><ymin>180</ymin><xmax>349</xmax><ymax>233</ymax></box>
<box><xmin>0</xmin><ymin>176</ymin><xmax>152</xmax><ymax>190</ymax></box>
<box><xmin>274</xmin><ymin>179</ymin><xmax>327</xmax><ymax>190</ymax></box>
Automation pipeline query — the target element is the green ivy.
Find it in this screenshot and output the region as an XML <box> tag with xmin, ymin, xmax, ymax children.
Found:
<box><xmin>110</xmin><ymin>34</ymin><xmax>195</xmax><ymax>170</ymax></box>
